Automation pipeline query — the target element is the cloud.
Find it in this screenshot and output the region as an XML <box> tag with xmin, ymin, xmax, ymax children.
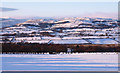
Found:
<box><xmin>0</xmin><ymin>7</ymin><xmax>18</xmax><ymax>12</ymax></box>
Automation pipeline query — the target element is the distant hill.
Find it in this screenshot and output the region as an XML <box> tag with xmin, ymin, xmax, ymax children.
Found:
<box><xmin>0</xmin><ymin>18</ymin><xmax>27</xmax><ymax>28</ymax></box>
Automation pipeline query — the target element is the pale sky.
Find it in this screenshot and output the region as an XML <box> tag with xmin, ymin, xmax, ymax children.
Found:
<box><xmin>0</xmin><ymin>1</ymin><xmax>118</xmax><ymax>19</ymax></box>
<box><xmin>1</xmin><ymin>0</ymin><xmax>119</xmax><ymax>2</ymax></box>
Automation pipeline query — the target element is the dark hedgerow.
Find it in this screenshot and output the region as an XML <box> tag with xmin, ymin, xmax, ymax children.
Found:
<box><xmin>1</xmin><ymin>43</ymin><xmax>120</xmax><ymax>54</ymax></box>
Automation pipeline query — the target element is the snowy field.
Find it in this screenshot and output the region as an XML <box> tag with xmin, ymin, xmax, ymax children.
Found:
<box><xmin>88</xmin><ymin>39</ymin><xmax>119</xmax><ymax>44</ymax></box>
<box><xmin>2</xmin><ymin>53</ymin><xmax>118</xmax><ymax>71</ymax></box>
<box><xmin>49</xmin><ymin>39</ymin><xmax>89</xmax><ymax>44</ymax></box>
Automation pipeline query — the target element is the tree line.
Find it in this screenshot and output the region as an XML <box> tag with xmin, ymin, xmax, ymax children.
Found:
<box><xmin>1</xmin><ymin>43</ymin><xmax>120</xmax><ymax>54</ymax></box>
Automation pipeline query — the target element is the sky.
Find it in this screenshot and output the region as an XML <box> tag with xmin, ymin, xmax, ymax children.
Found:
<box><xmin>0</xmin><ymin>1</ymin><xmax>118</xmax><ymax>19</ymax></box>
<box><xmin>1</xmin><ymin>0</ymin><xmax>119</xmax><ymax>2</ymax></box>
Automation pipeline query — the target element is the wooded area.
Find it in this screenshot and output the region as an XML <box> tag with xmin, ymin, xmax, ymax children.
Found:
<box><xmin>1</xmin><ymin>43</ymin><xmax>120</xmax><ymax>54</ymax></box>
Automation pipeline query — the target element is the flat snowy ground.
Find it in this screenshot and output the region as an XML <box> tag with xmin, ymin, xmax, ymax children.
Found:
<box><xmin>2</xmin><ymin>53</ymin><xmax>118</xmax><ymax>71</ymax></box>
<box><xmin>88</xmin><ymin>39</ymin><xmax>119</xmax><ymax>44</ymax></box>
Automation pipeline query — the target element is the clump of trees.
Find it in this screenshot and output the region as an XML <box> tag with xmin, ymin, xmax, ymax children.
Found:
<box><xmin>2</xmin><ymin>43</ymin><xmax>120</xmax><ymax>54</ymax></box>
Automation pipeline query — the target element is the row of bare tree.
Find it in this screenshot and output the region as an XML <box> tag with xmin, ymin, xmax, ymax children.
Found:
<box><xmin>2</xmin><ymin>43</ymin><xmax>120</xmax><ymax>54</ymax></box>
